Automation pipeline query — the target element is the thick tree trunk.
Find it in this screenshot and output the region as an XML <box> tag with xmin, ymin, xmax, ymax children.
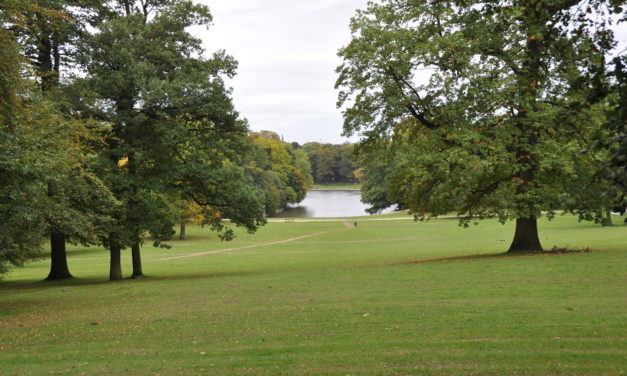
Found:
<box><xmin>602</xmin><ymin>208</ymin><xmax>613</xmax><ymax>226</ymax></box>
<box><xmin>505</xmin><ymin>9</ymin><xmax>546</xmax><ymax>255</ymax></box>
<box><xmin>45</xmin><ymin>231</ymin><xmax>73</xmax><ymax>280</ymax></box>
<box><xmin>109</xmin><ymin>241</ymin><xmax>123</xmax><ymax>281</ymax></box>
<box><xmin>508</xmin><ymin>217</ymin><xmax>543</xmax><ymax>252</ymax></box>
<box><xmin>131</xmin><ymin>243</ymin><xmax>144</xmax><ymax>278</ymax></box>
<box><xmin>40</xmin><ymin>30</ymin><xmax>66</xmax><ymax>281</ymax></box>
<box><xmin>179</xmin><ymin>222</ymin><xmax>186</xmax><ymax>240</ymax></box>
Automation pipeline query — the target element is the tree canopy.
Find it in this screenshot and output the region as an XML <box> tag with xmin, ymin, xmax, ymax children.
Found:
<box><xmin>336</xmin><ymin>0</ymin><xmax>625</xmax><ymax>251</ymax></box>
<box><xmin>79</xmin><ymin>0</ymin><xmax>266</xmax><ymax>279</ymax></box>
<box><xmin>0</xmin><ymin>0</ymin><xmax>114</xmax><ymax>276</ymax></box>
<box><xmin>302</xmin><ymin>142</ymin><xmax>358</xmax><ymax>184</ymax></box>
<box><xmin>0</xmin><ymin>0</ymin><xmax>267</xmax><ymax>279</ymax></box>
<box><xmin>246</xmin><ymin>131</ymin><xmax>313</xmax><ymax>215</ymax></box>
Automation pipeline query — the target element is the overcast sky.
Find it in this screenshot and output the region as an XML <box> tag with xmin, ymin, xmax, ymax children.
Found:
<box><xmin>194</xmin><ymin>1</ymin><xmax>627</xmax><ymax>145</ymax></box>
<box><xmin>194</xmin><ymin>0</ymin><xmax>367</xmax><ymax>144</ymax></box>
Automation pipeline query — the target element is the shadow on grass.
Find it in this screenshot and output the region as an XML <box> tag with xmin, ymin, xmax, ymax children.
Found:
<box><xmin>354</xmin><ymin>252</ymin><xmax>507</xmax><ymax>269</ymax></box>
<box><xmin>34</xmin><ymin>234</ymin><xmax>223</xmax><ymax>260</ymax></box>
<box><xmin>0</xmin><ymin>270</ymin><xmax>266</xmax><ymax>291</ymax></box>
<box><xmin>0</xmin><ymin>270</ymin><xmax>270</xmax><ymax>317</ymax></box>
<box><xmin>3</xmin><ymin>246</ymin><xmax>602</xmax><ymax>292</ymax></box>
<box><xmin>38</xmin><ymin>247</ymin><xmax>107</xmax><ymax>258</ymax></box>
<box><xmin>361</xmin><ymin>248</ymin><xmax>596</xmax><ymax>270</ymax></box>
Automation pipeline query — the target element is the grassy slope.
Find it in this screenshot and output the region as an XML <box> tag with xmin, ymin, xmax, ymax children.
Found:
<box><xmin>1</xmin><ymin>216</ymin><xmax>626</xmax><ymax>375</ymax></box>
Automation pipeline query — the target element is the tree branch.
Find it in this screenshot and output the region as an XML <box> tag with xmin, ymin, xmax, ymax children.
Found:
<box><xmin>387</xmin><ymin>69</ymin><xmax>440</xmax><ymax>129</ymax></box>
<box><xmin>479</xmin><ymin>46</ymin><xmax>523</xmax><ymax>75</ymax></box>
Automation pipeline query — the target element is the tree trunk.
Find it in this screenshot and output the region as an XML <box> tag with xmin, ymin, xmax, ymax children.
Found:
<box><xmin>505</xmin><ymin>8</ymin><xmax>546</xmax><ymax>255</ymax></box>
<box><xmin>40</xmin><ymin>29</ymin><xmax>66</xmax><ymax>281</ymax></box>
<box><xmin>109</xmin><ymin>240</ymin><xmax>123</xmax><ymax>281</ymax></box>
<box><xmin>179</xmin><ymin>222</ymin><xmax>186</xmax><ymax>240</ymax></box>
<box><xmin>37</xmin><ymin>33</ymin><xmax>54</xmax><ymax>92</ymax></box>
<box><xmin>508</xmin><ymin>217</ymin><xmax>543</xmax><ymax>252</ymax></box>
<box><xmin>45</xmin><ymin>231</ymin><xmax>73</xmax><ymax>280</ymax></box>
<box><xmin>602</xmin><ymin>208</ymin><xmax>613</xmax><ymax>226</ymax></box>
<box><xmin>123</xmin><ymin>0</ymin><xmax>131</xmax><ymax>16</ymax></box>
<box><xmin>131</xmin><ymin>243</ymin><xmax>144</xmax><ymax>278</ymax></box>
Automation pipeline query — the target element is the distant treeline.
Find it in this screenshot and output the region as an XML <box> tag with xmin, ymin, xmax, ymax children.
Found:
<box><xmin>247</xmin><ymin>131</ymin><xmax>313</xmax><ymax>215</ymax></box>
<box><xmin>177</xmin><ymin>133</ymin><xmax>360</xmax><ymax>233</ymax></box>
<box><xmin>295</xmin><ymin>142</ymin><xmax>359</xmax><ymax>184</ymax></box>
<box><xmin>247</xmin><ymin>133</ymin><xmax>361</xmax><ymax>193</ymax></box>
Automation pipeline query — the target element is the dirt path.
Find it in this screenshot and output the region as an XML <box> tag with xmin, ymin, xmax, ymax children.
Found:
<box><xmin>342</xmin><ymin>221</ymin><xmax>356</xmax><ymax>228</ymax></box>
<box><xmin>154</xmin><ymin>223</ymin><xmax>356</xmax><ymax>262</ymax></box>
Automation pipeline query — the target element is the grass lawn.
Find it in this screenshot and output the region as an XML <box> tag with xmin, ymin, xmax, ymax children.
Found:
<box><xmin>1</xmin><ymin>215</ymin><xmax>626</xmax><ymax>375</ymax></box>
<box><xmin>311</xmin><ymin>183</ymin><xmax>360</xmax><ymax>190</ymax></box>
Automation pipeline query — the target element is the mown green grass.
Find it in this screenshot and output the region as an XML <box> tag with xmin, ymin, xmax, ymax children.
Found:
<box><xmin>1</xmin><ymin>215</ymin><xmax>626</xmax><ymax>375</ymax></box>
<box><xmin>311</xmin><ymin>183</ymin><xmax>360</xmax><ymax>190</ymax></box>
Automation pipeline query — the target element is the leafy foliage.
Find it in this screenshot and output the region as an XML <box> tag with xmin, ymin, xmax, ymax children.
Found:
<box><xmin>2</xmin><ymin>0</ymin><xmax>268</xmax><ymax>277</ymax></box>
<box><xmin>246</xmin><ymin>131</ymin><xmax>313</xmax><ymax>215</ymax></box>
<box><xmin>336</xmin><ymin>0</ymin><xmax>623</xmax><ymax>244</ymax></box>
<box><xmin>598</xmin><ymin>55</ymin><xmax>627</xmax><ymax>213</ymax></box>
<box><xmin>302</xmin><ymin>142</ymin><xmax>358</xmax><ymax>184</ymax></box>
<box><xmin>80</xmin><ymin>0</ymin><xmax>265</xmax><ymax>258</ymax></box>
<box><xmin>0</xmin><ymin>0</ymin><xmax>115</xmax><ymax>276</ymax></box>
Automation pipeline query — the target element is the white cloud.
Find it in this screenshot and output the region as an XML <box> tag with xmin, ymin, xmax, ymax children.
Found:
<box><xmin>195</xmin><ymin>0</ymin><xmax>366</xmax><ymax>144</ymax></box>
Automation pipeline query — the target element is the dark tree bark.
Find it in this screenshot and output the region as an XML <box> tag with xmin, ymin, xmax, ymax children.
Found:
<box><xmin>123</xmin><ymin>0</ymin><xmax>131</xmax><ymax>16</ymax></box>
<box><xmin>46</xmin><ymin>181</ymin><xmax>73</xmax><ymax>281</ymax></box>
<box><xmin>506</xmin><ymin>16</ymin><xmax>544</xmax><ymax>254</ymax></box>
<box><xmin>179</xmin><ymin>222</ymin><xmax>186</xmax><ymax>240</ymax></box>
<box><xmin>45</xmin><ymin>231</ymin><xmax>73</xmax><ymax>280</ymax></box>
<box><xmin>37</xmin><ymin>33</ymin><xmax>54</xmax><ymax>92</ymax></box>
<box><xmin>41</xmin><ymin>31</ymin><xmax>68</xmax><ymax>280</ymax></box>
<box><xmin>109</xmin><ymin>238</ymin><xmax>123</xmax><ymax>281</ymax></box>
<box><xmin>508</xmin><ymin>217</ymin><xmax>543</xmax><ymax>252</ymax></box>
<box><xmin>131</xmin><ymin>243</ymin><xmax>144</xmax><ymax>278</ymax></box>
<box><xmin>52</xmin><ymin>35</ymin><xmax>60</xmax><ymax>81</ymax></box>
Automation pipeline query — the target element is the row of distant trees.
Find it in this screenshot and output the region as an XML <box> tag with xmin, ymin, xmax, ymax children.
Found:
<box><xmin>297</xmin><ymin>143</ymin><xmax>359</xmax><ymax>185</ymax></box>
<box><xmin>172</xmin><ymin>130</ymin><xmax>315</xmax><ymax>241</ymax></box>
<box><xmin>0</xmin><ymin>0</ymin><xmax>316</xmax><ymax>281</ymax></box>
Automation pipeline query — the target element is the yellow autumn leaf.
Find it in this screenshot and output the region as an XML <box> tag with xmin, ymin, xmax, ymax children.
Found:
<box><xmin>117</xmin><ymin>157</ymin><xmax>129</xmax><ymax>167</ymax></box>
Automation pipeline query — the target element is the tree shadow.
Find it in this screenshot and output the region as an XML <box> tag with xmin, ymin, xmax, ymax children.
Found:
<box><xmin>0</xmin><ymin>270</ymin><xmax>266</xmax><ymax>291</ymax></box>
<box><xmin>35</xmin><ymin>247</ymin><xmax>107</xmax><ymax>259</ymax></box>
<box><xmin>362</xmin><ymin>248</ymin><xmax>593</xmax><ymax>269</ymax></box>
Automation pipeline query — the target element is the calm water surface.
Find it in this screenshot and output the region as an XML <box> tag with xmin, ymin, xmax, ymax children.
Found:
<box><xmin>272</xmin><ymin>190</ymin><xmax>394</xmax><ymax>218</ymax></box>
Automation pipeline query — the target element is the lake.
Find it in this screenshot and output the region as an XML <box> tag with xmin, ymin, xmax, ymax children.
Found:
<box><xmin>271</xmin><ymin>190</ymin><xmax>394</xmax><ymax>218</ymax></box>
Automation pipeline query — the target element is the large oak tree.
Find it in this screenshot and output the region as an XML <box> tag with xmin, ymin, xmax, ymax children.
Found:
<box><xmin>336</xmin><ymin>0</ymin><xmax>624</xmax><ymax>252</ymax></box>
